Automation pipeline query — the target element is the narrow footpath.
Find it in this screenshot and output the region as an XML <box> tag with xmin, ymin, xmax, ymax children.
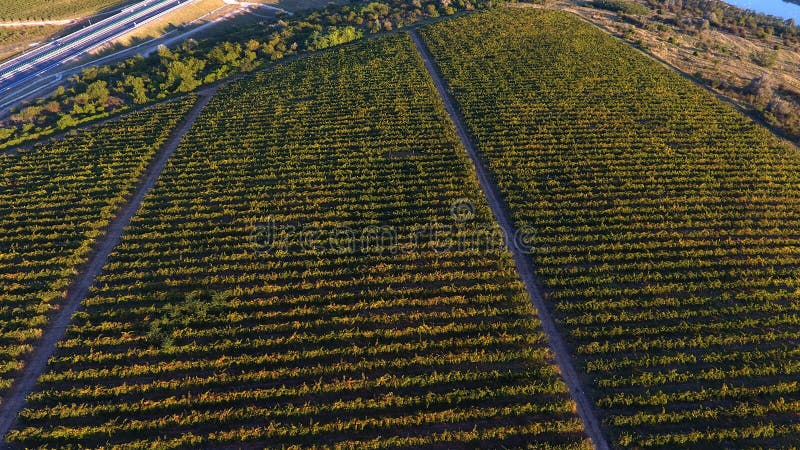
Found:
<box><xmin>0</xmin><ymin>87</ymin><xmax>218</xmax><ymax>444</ymax></box>
<box><xmin>409</xmin><ymin>28</ymin><xmax>611</xmax><ymax>450</ymax></box>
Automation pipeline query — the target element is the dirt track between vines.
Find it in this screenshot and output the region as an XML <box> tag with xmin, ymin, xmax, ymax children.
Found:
<box><xmin>0</xmin><ymin>86</ymin><xmax>218</xmax><ymax>444</ymax></box>
<box><xmin>409</xmin><ymin>28</ymin><xmax>610</xmax><ymax>450</ymax></box>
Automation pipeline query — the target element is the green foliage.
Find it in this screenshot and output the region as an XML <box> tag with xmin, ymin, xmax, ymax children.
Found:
<box><xmin>10</xmin><ymin>105</ymin><xmax>43</xmax><ymax>124</ymax></box>
<box><xmin>0</xmin><ymin>97</ymin><xmax>195</xmax><ymax>406</ymax></box>
<box><xmin>146</xmin><ymin>291</ymin><xmax>216</xmax><ymax>348</ymax></box>
<box><xmin>124</xmin><ymin>75</ymin><xmax>149</xmax><ymax>104</ymax></box>
<box><xmin>362</xmin><ymin>2</ymin><xmax>391</xmax><ymax>19</ymax></box>
<box><xmin>648</xmin><ymin>0</ymin><xmax>800</xmax><ymax>41</ymax></box>
<box><xmin>305</xmin><ymin>25</ymin><xmax>364</xmax><ymax>50</ymax></box>
<box><xmin>751</xmin><ymin>49</ymin><xmax>779</xmax><ymax>68</ymax></box>
<box><xmin>592</xmin><ymin>0</ymin><xmax>650</xmax><ymax>16</ymax></box>
<box><xmin>1</xmin><ymin>0</ymin><xmax>492</xmax><ymax>149</ymax></box>
<box><xmin>422</xmin><ymin>8</ymin><xmax>800</xmax><ymax>448</ymax></box>
<box><xmin>0</xmin><ymin>25</ymin><xmax>59</xmax><ymax>52</ymax></box>
<box><xmin>84</xmin><ymin>80</ymin><xmax>109</xmax><ymax>104</ymax></box>
<box><xmin>163</xmin><ymin>57</ymin><xmax>206</xmax><ymax>93</ymax></box>
<box><xmin>7</xmin><ymin>35</ymin><xmax>591</xmax><ymax>449</ymax></box>
<box><xmin>426</xmin><ymin>3</ymin><xmax>440</xmax><ymax>17</ymax></box>
<box><xmin>207</xmin><ymin>41</ymin><xmax>242</xmax><ymax>65</ymax></box>
<box><xmin>55</xmin><ymin>114</ymin><xmax>78</xmax><ymax>129</ymax></box>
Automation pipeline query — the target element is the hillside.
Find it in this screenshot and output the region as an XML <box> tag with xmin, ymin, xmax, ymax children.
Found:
<box><xmin>421</xmin><ymin>8</ymin><xmax>800</xmax><ymax>448</ymax></box>
<box><xmin>0</xmin><ymin>96</ymin><xmax>195</xmax><ymax>408</ymax></box>
<box><xmin>1</xmin><ymin>3</ymin><xmax>800</xmax><ymax>449</ymax></box>
<box><xmin>6</xmin><ymin>34</ymin><xmax>590</xmax><ymax>449</ymax></box>
<box><xmin>561</xmin><ymin>0</ymin><xmax>800</xmax><ymax>144</ymax></box>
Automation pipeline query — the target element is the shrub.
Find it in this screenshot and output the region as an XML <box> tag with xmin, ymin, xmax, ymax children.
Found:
<box><xmin>592</xmin><ymin>0</ymin><xmax>650</xmax><ymax>16</ymax></box>
<box><xmin>305</xmin><ymin>26</ymin><xmax>365</xmax><ymax>50</ymax></box>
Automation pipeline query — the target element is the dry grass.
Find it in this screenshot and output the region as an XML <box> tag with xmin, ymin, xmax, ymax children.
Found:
<box><xmin>109</xmin><ymin>0</ymin><xmax>239</xmax><ymax>46</ymax></box>
<box><xmin>103</xmin><ymin>0</ymin><xmax>337</xmax><ymax>50</ymax></box>
<box><xmin>543</xmin><ymin>0</ymin><xmax>800</xmax><ymax>139</ymax></box>
<box><xmin>555</xmin><ymin>1</ymin><xmax>800</xmax><ymax>93</ymax></box>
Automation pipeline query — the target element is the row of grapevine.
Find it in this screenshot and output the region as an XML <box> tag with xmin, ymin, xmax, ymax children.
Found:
<box><xmin>420</xmin><ymin>8</ymin><xmax>800</xmax><ymax>449</ymax></box>
<box><xmin>0</xmin><ymin>26</ymin><xmax>58</xmax><ymax>53</ymax></box>
<box><xmin>0</xmin><ymin>0</ymin><xmax>123</xmax><ymax>21</ymax></box>
<box><xmin>0</xmin><ymin>96</ymin><xmax>196</xmax><ymax>405</ymax></box>
<box><xmin>7</xmin><ymin>35</ymin><xmax>591</xmax><ymax>448</ymax></box>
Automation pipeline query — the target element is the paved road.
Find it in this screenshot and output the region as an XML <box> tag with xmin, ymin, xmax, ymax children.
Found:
<box><xmin>0</xmin><ymin>0</ymin><xmax>196</xmax><ymax>98</ymax></box>
<box><xmin>0</xmin><ymin>2</ymin><xmax>281</xmax><ymax>118</ymax></box>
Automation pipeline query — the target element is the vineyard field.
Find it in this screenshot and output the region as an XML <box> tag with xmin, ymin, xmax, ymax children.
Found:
<box><xmin>0</xmin><ymin>26</ymin><xmax>60</xmax><ymax>61</ymax></box>
<box><xmin>0</xmin><ymin>97</ymin><xmax>195</xmax><ymax>405</ymax></box>
<box><xmin>420</xmin><ymin>8</ymin><xmax>800</xmax><ymax>448</ymax></box>
<box><xmin>7</xmin><ymin>35</ymin><xmax>591</xmax><ymax>448</ymax></box>
<box><xmin>0</xmin><ymin>0</ymin><xmax>128</xmax><ymax>21</ymax></box>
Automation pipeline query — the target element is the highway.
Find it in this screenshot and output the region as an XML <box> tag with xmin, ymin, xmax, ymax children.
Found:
<box><xmin>0</xmin><ymin>0</ymin><xmax>195</xmax><ymax>97</ymax></box>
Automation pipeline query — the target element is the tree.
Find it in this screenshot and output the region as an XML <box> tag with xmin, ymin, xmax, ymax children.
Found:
<box><xmin>246</xmin><ymin>39</ymin><xmax>261</xmax><ymax>52</ymax></box>
<box><xmin>56</xmin><ymin>114</ymin><xmax>79</xmax><ymax>130</ymax></box>
<box><xmin>165</xmin><ymin>57</ymin><xmax>206</xmax><ymax>93</ymax></box>
<box><xmin>592</xmin><ymin>0</ymin><xmax>650</xmax><ymax>16</ymax></box>
<box><xmin>85</xmin><ymin>80</ymin><xmax>110</xmax><ymax>105</ymax></box>
<box><xmin>305</xmin><ymin>26</ymin><xmax>365</xmax><ymax>50</ymax></box>
<box><xmin>11</xmin><ymin>106</ymin><xmax>42</xmax><ymax>124</ymax></box>
<box><xmin>157</xmin><ymin>45</ymin><xmax>177</xmax><ymax>61</ymax></box>
<box><xmin>751</xmin><ymin>49</ymin><xmax>778</xmax><ymax>68</ymax></box>
<box><xmin>208</xmin><ymin>42</ymin><xmax>242</xmax><ymax>65</ymax></box>
<box><xmin>124</xmin><ymin>75</ymin><xmax>149</xmax><ymax>104</ymax></box>
<box><xmin>361</xmin><ymin>2</ymin><xmax>389</xmax><ymax>20</ymax></box>
<box><xmin>80</xmin><ymin>66</ymin><xmax>99</xmax><ymax>82</ymax></box>
<box><xmin>43</xmin><ymin>101</ymin><xmax>62</xmax><ymax>114</ymax></box>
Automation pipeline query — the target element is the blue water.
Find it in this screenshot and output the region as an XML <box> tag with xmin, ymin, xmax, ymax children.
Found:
<box><xmin>722</xmin><ymin>0</ymin><xmax>800</xmax><ymax>22</ymax></box>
